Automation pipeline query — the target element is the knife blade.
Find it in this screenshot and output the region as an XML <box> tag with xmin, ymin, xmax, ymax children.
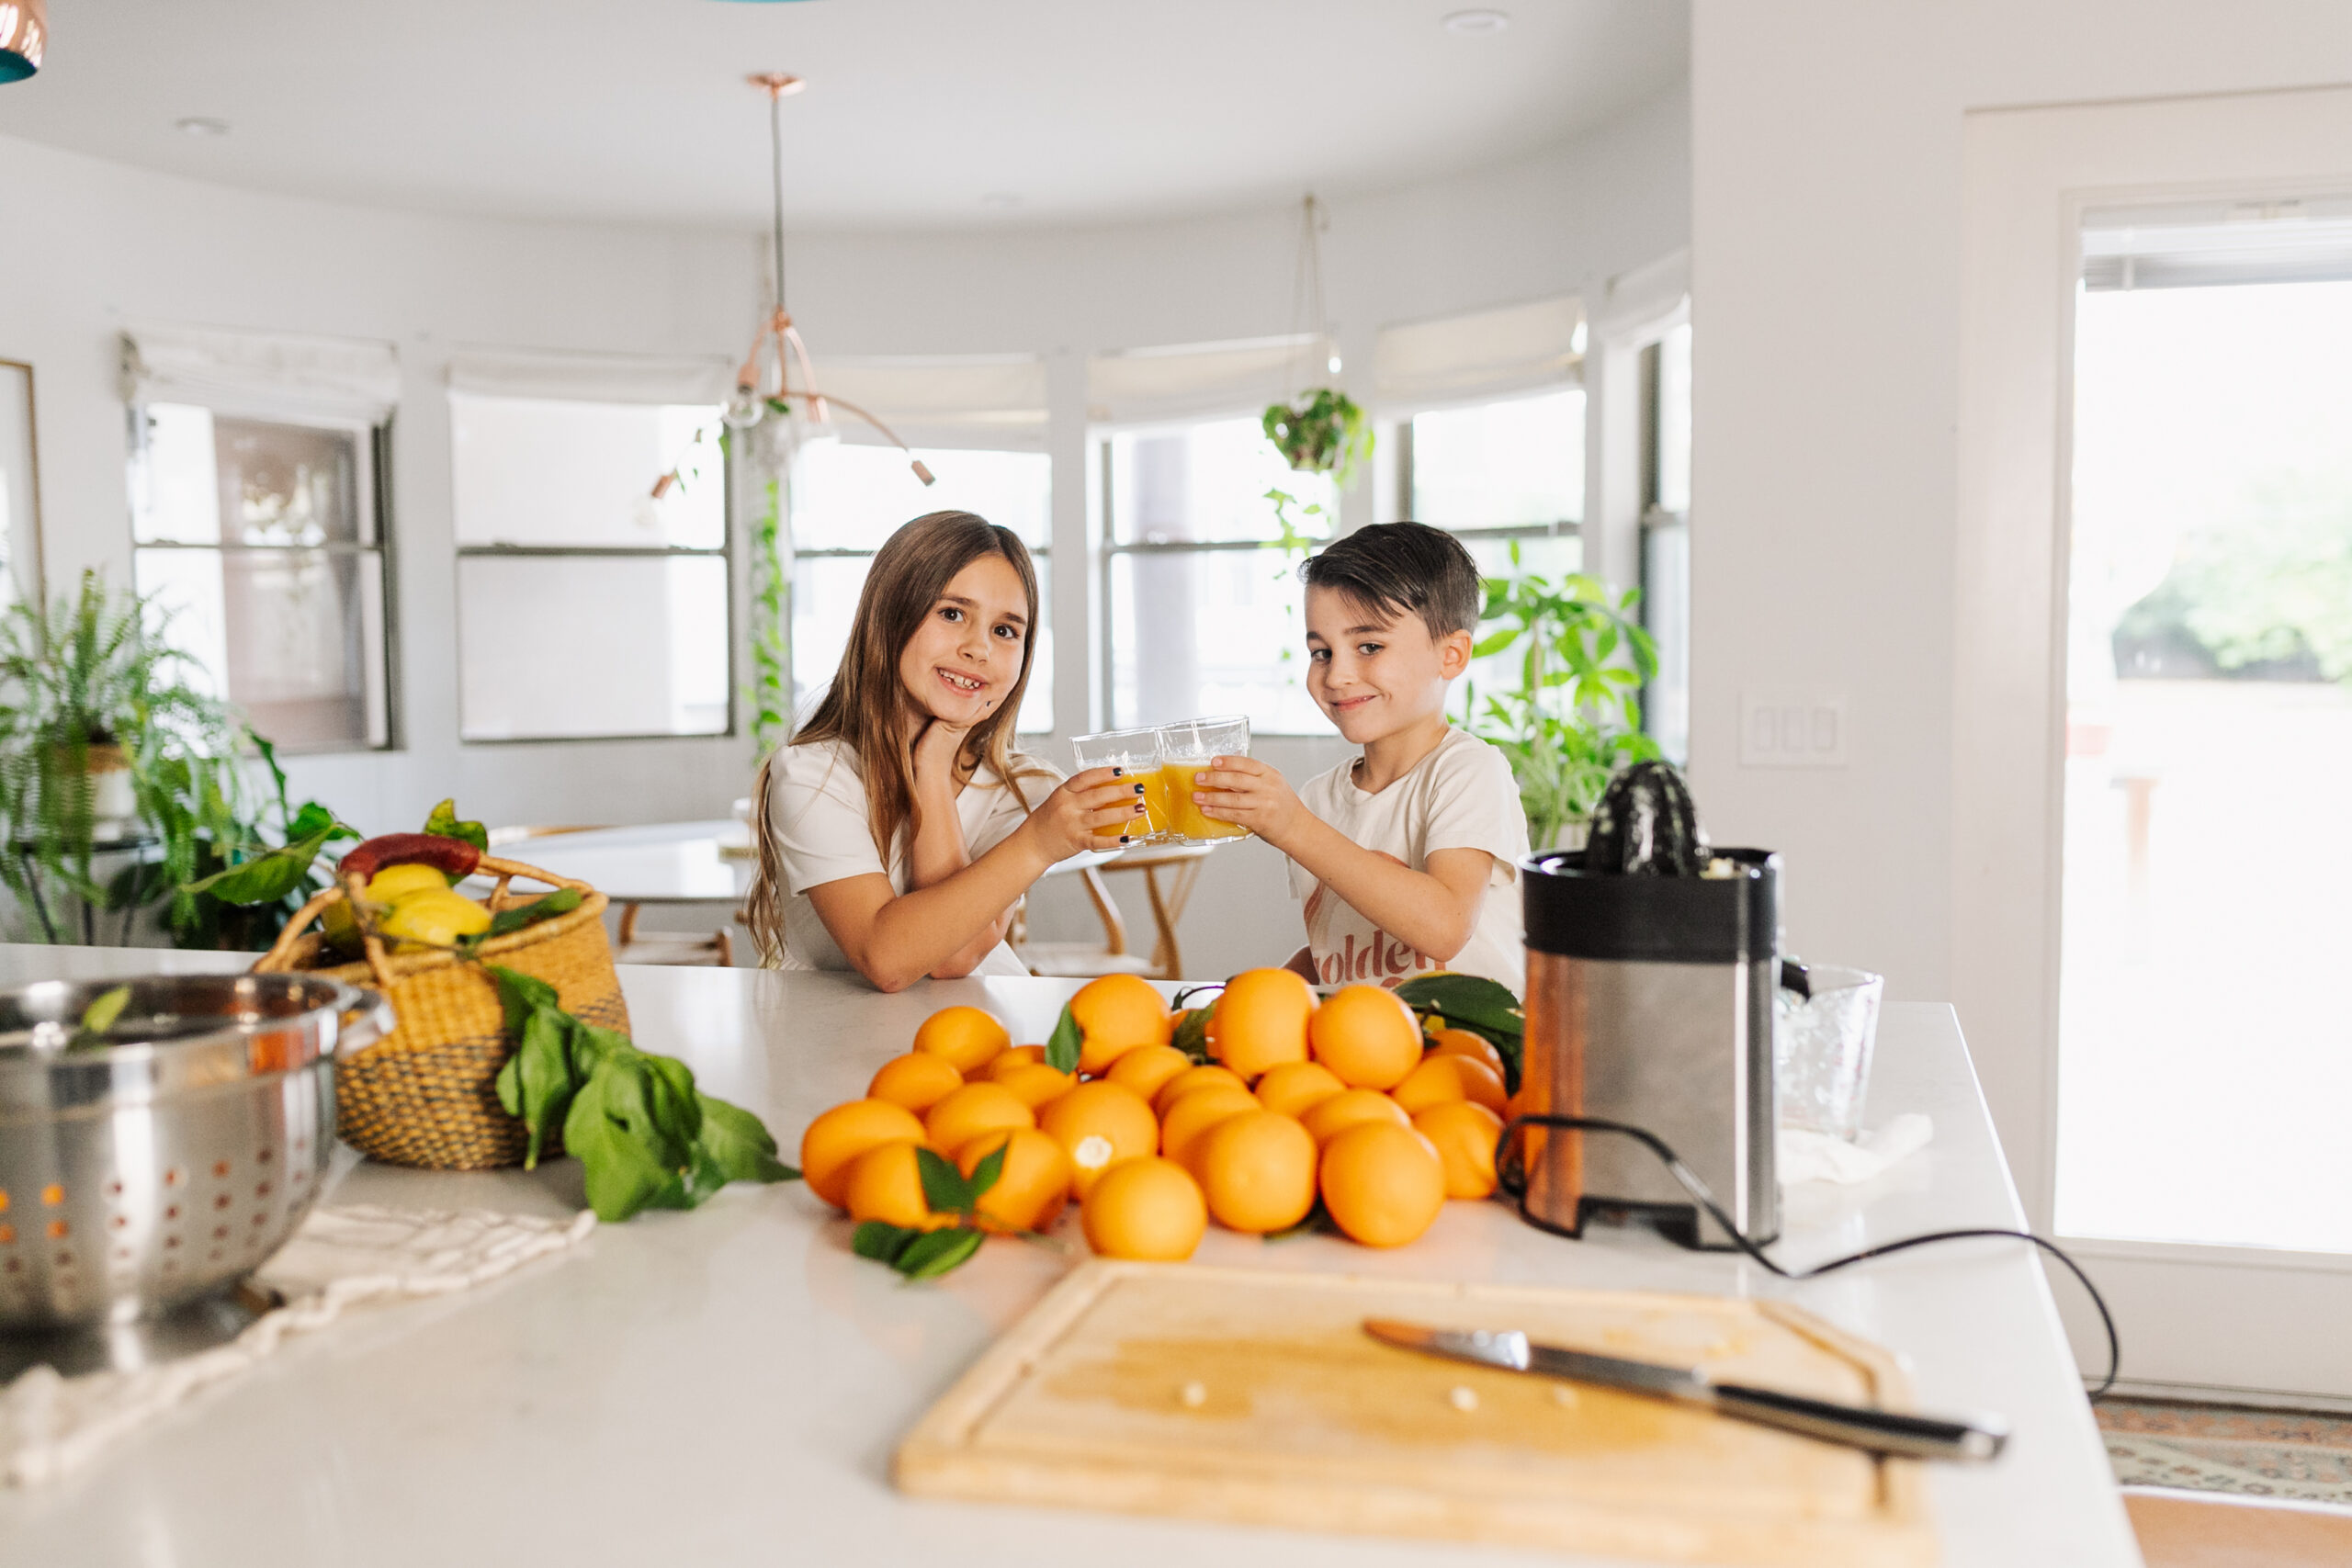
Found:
<box><xmin>1362</xmin><ymin>1319</ymin><xmax>2007</xmax><ymax>1463</ymax></box>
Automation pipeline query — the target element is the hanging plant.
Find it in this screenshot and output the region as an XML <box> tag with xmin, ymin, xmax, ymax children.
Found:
<box><xmin>1262</xmin><ymin>389</ymin><xmax>1372</xmax><ymax>485</ymax></box>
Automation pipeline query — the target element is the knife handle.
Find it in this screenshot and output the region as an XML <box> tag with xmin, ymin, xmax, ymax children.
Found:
<box><xmin>1710</xmin><ymin>1383</ymin><xmax>2009</xmax><ymax>1462</ymax></box>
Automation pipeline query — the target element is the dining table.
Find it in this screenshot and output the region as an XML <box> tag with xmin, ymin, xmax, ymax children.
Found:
<box><xmin>0</xmin><ymin>947</ymin><xmax>2142</xmax><ymax>1567</ymax></box>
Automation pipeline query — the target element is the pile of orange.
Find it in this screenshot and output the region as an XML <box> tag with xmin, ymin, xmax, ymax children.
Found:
<box><xmin>797</xmin><ymin>971</ymin><xmax>1513</xmax><ymax>1266</ymax></box>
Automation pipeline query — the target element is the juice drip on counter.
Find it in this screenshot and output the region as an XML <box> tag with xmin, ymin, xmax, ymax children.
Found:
<box><xmin>1165</xmin><ymin>761</ymin><xmax>1250</xmax><ymax>841</ymax></box>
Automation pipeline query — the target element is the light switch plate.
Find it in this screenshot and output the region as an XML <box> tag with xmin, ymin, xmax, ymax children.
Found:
<box><xmin>1738</xmin><ymin>691</ymin><xmax>1849</xmax><ymax>767</ymax></box>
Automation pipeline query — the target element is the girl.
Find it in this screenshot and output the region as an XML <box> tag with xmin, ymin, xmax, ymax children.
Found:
<box><xmin>746</xmin><ymin>511</ymin><xmax>1141</xmax><ymax>991</ymax></box>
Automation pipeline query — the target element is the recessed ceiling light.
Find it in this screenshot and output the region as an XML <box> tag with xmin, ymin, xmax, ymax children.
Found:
<box><xmin>980</xmin><ymin>192</ymin><xmax>1023</xmax><ymax>210</ymax></box>
<box><xmin>1442</xmin><ymin>8</ymin><xmax>1510</xmax><ymax>34</ymax></box>
<box><xmin>175</xmin><ymin>117</ymin><xmax>231</xmax><ymax>137</ymax></box>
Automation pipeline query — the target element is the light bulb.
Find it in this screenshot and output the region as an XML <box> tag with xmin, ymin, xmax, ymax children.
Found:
<box><xmin>1327</xmin><ymin>355</ymin><xmax>1343</xmax><ymax>375</ymax></box>
<box><xmin>721</xmin><ymin>386</ymin><xmax>765</xmax><ymax>430</ymax></box>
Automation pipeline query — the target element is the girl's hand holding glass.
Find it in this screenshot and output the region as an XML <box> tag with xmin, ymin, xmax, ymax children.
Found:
<box><xmin>1025</xmin><ymin>766</ymin><xmax>1149</xmax><ymax>861</ymax></box>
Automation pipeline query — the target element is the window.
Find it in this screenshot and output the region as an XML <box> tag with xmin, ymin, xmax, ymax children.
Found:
<box><xmin>790</xmin><ymin>441</ymin><xmax>1053</xmax><ymax>733</ymax></box>
<box><xmin>1397</xmin><ymin>388</ymin><xmax>1587</xmax><ymax>702</ymax></box>
<box><xmin>448</xmin><ymin>392</ymin><xmax>729</xmax><ymax>741</ymax></box>
<box><xmin>130</xmin><ymin>404</ymin><xmax>391</xmax><ymax>750</ymax></box>
<box><xmin>1102</xmin><ymin>417</ymin><xmax>1334</xmax><ymax>731</ymax></box>
<box><xmin>1640</xmin><ymin>321</ymin><xmax>1692</xmax><ymax>761</ymax></box>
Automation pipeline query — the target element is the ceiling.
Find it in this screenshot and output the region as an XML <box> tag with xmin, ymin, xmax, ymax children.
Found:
<box><xmin>0</xmin><ymin>0</ymin><xmax>1687</xmax><ymax>231</ymax></box>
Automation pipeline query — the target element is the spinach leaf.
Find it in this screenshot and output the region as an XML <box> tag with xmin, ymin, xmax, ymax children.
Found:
<box><xmin>697</xmin><ymin>1093</ymin><xmax>797</xmax><ymax>1183</ymax></box>
<box><xmin>487</xmin><ymin>964</ymin><xmax>560</xmax><ymax>1036</ymax></box>
<box><xmin>563</xmin><ymin>1066</ymin><xmax>683</xmax><ymax>1223</ymax></box>
<box><xmin>514</xmin><ymin>1006</ymin><xmax>573</xmax><ymax>1169</ymax></box>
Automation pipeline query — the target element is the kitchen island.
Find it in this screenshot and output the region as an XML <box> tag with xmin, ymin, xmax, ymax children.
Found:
<box><xmin>0</xmin><ymin>950</ymin><xmax>2141</xmax><ymax>1567</ymax></box>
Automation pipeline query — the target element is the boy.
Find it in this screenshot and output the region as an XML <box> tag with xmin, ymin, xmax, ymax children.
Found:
<box><xmin>1190</xmin><ymin>522</ymin><xmax>1529</xmax><ymax>991</ymax></box>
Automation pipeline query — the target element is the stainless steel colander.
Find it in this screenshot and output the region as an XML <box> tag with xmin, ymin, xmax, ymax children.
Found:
<box><xmin>0</xmin><ymin>973</ymin><xmax>391</xmax><ymax>1331</ymax></box>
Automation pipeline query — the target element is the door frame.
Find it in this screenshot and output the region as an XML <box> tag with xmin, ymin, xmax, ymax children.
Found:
<box><xmin>1955</xmin><ymin>84</ymin><xmax>2352</xmax><ymax>1402</ymax></box>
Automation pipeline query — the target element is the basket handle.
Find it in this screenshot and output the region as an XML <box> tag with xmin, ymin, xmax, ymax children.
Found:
<box><xmin>252</xmin><ymin>837</ymin><xmax>596</xmax><ymax>988</ymax></box>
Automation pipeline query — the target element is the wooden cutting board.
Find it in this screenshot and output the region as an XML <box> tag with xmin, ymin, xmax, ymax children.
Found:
<box><xmin>895</xmin><ymin>1262</ymin><xmax>1935</xmax><ymax>1567</ymax></box>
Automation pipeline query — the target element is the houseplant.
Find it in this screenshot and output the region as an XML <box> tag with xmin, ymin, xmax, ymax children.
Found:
<box><xmin>1262</xmin><ymin>388</ymin><xmax>1373</xmax><ymax>486</ymax></box>
<box><xmin>0</xmin><ymin>570</ymin><xmax>305</xmax><ymax>946</ymax></box>
<box><xmin>1459</xmin><ymin>546</ymin><xmax>1662</xmax><ymax>849</ymax></box>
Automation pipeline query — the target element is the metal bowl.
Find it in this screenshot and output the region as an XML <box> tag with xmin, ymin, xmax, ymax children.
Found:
<box><xmin>0</xmin><ymin>973</ymin><xmax>391</xmax><ymax>1332</ymax></box>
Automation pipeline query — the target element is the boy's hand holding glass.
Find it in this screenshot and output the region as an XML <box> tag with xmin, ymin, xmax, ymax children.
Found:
<box><xmin>1185</xmin><ymin>755</ymin><xmax>1306</xmax><ymax>847</ymax></box>
<box><xmin>1024</xmin><ymin>766</ymin><xmax>1150</xmax><ymax>861</ymax></box>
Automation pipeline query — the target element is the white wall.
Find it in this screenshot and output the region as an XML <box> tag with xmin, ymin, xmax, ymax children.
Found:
<box><xmin>1688</xmin><ymin>0</ymin><xmax>2352</xmax><ymax>1010</ymax></box>
<box><xmin>0</xmin><ymin>79</ymin><xmax>1689</xmax><ymax>969</ymax></box>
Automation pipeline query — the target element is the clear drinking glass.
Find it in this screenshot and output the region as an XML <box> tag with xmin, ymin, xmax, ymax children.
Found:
<box><xmin>1774</xmin><ymin>964</ymin><xmax>1885</xmax><ymax>1140</ymax></box>
<box><xmin>1157</xmin><ymin>715</ymin><xmax>1252</xmax><ymax>843</ymax></box>
<box><xmin>1070</xmin><ymin>728</ymin><xmax>1169</xmax><ymax>844</ymax></box>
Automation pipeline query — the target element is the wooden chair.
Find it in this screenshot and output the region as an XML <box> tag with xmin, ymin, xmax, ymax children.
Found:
<box><xmin>488</xmin><ymin>824</ymin><xmax>735</xmax><ymax>968</ymax></box>
<box><xmin>1016</xmin><ymin>843</ymin><xmax>1212</xmax><ymax>981</ymax></box>
<box><xmin>2123</xmin><ymin>1487</ymin><xmax>2352</xmax><ymax>1567</ymax></box>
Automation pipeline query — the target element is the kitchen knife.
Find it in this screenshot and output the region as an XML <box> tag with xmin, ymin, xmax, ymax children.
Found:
<box><xmin>1362</xmin><ymin>1319</ymin><xmax>2007</xmax><ymax>1463</ymax></box>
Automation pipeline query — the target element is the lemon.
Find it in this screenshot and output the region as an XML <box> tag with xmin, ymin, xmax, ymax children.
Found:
<box><xmin>367</xmin><ymin>864</ymin><xmax>454</xmax><ymax>902</ymax></box>
<box><xmin>376</xmin><ymin>888</ymin><xmax>492</xmax><ymax>951</ymax></box>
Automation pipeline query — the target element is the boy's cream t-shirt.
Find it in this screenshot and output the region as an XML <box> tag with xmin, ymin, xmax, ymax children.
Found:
<box><xmin>1284</xmin><ymin>726</ymin><xmax>1530</xmax><ymax>993</ymax></box>
<box><xmin>767</xmin><ymin>737</ymin><xmax>1057</xmax><ymax>976</ymax></box>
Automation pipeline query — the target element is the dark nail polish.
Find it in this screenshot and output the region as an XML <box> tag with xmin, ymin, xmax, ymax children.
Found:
<box><xmin>1119</xmin><ymin>834</ymin><xmax>1133</xmax><ymax>844</ymax></box>
<box><xmin>1134</xmin><ymin>783</ymin><xmax>1146</xmax><ymax>794</ymax></box>
<box><xmin>1112</xmin><ymin>765</ymin><xmax>1124</xmax><ymax>776</ymax></box>
<box><xmin>1133</xmin><ymin>803</ymin><xmax>1146</xmax><ymax>814</ymax></box>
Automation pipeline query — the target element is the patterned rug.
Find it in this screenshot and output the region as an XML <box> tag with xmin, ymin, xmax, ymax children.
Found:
<box><xmin>2099</xmin><ymin>1398</ymin><xmax>2352</xmax><ymax>1505</ymax></box>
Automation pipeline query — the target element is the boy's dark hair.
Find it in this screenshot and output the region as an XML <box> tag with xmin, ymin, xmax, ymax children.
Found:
<box><xmin>1298</xmin><ymin>522</ymin><xmax>1483</xmax><ymax>640</ymax></box>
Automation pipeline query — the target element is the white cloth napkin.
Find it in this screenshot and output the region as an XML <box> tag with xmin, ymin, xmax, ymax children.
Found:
<box><xmin>0</xmin><ymin>1204</ymin><xmax>595</xmax><ymax>1488</ymax></box>
<box><xmin>1779</xmin><ymin>1113</ymin><xmax>1935</xmax><ymax>1187</ymax></box>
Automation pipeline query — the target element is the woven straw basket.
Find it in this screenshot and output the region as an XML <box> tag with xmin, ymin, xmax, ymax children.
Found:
<box><xmin>252</xmin><ymin>854</ymin><xmax>628</xmax><ymax>1170</ymax></box>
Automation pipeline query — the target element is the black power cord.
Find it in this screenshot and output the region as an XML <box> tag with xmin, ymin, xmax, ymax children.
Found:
<box><xmin>1497</xmin><ymin>1114</ymin><xmax>2120</xmax><ymax>1400</ymax></box>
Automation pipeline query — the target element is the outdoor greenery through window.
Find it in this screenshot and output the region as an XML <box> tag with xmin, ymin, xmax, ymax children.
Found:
<box><xmin>448</xmin><ymin>392</ymin><xmax>729</xmax><ymax>741</ymax></box>
<box><xmin>1104</xmin><ymin>417</ymin><xmax>1334</xmax><ymax>731</ymax></box>
<box><xmin>790</xmin><ymin>442</ymin><xmax>1053</xmax><ymax>733</ymax></box>
<box><xmin>130</xmin><ymin>404</ymin><xmax>391</xmax><ymax>752</ymax></box>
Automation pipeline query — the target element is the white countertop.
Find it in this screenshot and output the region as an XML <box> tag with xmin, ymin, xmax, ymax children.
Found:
<box><xmin>0</xmin><ymin>950</ymin><xmax>2141</xmax><ymax>1567</ymax></box>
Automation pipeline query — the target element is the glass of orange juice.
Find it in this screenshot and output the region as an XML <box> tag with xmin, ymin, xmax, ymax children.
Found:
<box><xmin>1071</xmin><ymin>728</ymin><xmax>1170</xmax><ymax>844</ymax></box>
<box><xmin>1158</xmin><ymin>715</ymin><xmax>1252</xmax><ymax>843</ymax></box>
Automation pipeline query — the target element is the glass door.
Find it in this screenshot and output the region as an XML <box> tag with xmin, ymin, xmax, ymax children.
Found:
<box><xmin>2060</xmin><ymin>208</ymin><xmax>2352</xmax><ymax>1267</ymax></box>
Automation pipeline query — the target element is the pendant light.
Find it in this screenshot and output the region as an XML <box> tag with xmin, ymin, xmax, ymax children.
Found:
<box><xmin>0</xmin><ymin>0</ymin><xmax>47</xmax><ymax>83</ymax></box>
<box><xmin>722</xmin><ymin>72</ymin><xmax>933</xmax><ymax>486</ymax></box>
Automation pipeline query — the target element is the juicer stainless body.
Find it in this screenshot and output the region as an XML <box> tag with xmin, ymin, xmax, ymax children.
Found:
<box><xmin>1519</xmin><ymin>849</ymin><xmax>1781</xmax><ymax>1250</ymax></box>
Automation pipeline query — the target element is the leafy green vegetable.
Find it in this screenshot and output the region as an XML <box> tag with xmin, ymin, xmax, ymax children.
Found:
<box><xmin>462</xmin><ymin>886</ymin><xmax>584</xmax><ymax>951</ymax></box>
<box><xmin>1045</xmin><ymin>1003</ymin><xmax>1082</xmax><ymax>1074</ymax></box>
<box><xmin>1395</xmin><ymin>973</ymin><xmax>1524</xmax><ymax>1093</ymax></box>
<box><xmin>484</xmin><ymin>964</ymin><xmax>798</xmax><ymax>1221</ymax></box>
<box><xmin>422</xmin><ymin>797</ymin><xmax>489</xmax><ymax>862</ymax></box>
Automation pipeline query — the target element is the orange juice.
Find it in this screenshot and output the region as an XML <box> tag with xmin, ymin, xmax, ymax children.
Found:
<box><xmin>1166</xmin><ymin>761</ymin><xmax>1249</xmax><ymax>840</ymax></box>
<box><xmin>1095</xmin><ymin>765</ymin><xmax>1173</xmax><ymax>842</ymax></box>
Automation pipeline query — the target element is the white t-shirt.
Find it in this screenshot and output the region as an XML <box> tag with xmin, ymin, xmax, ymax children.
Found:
<box><xmin>1284</xmin><ymin>727</ymin><xmax>1530</xmax><ymax>993</ymax></box>
<box><xmin>766</xmin><ymin>737</ymin><xmax>1058</xmax><ymax>977</ymax></box>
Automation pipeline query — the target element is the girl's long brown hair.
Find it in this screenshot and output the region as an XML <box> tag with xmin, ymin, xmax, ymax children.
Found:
<box><xmin>747</xmin><ymin>510</ymin><xmax>1049</xmax><ymax>965</ymax></box>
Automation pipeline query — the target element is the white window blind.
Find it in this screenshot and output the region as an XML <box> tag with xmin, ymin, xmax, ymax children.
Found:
<box><xmin>121</xmin><ymin>323</ymin><xmax>400</xmax><ymax>423</ymax></box>
<box><xmin>2083</xmin><ymin>197</ymin><xmax>2352</xmax><ymax>291</ymax></box>
<box><xmin>1087</xmin><ymin>334</ymin><xmax>1321</xmax><ymax>426</ymax></box>
<box><xmin>810</xmin><ymin>355</ymin><xmax>1048</xmax><ymax>451</ymax></box>
<box><xmin>1374</xmin><ymin>296</ymin><xmax>1583</xmax><ymax>411</ymax></box>
<box><xmin>446</xmin><ymin>345</ymin><xmax>732</xmax><ymax>405</ymax></box>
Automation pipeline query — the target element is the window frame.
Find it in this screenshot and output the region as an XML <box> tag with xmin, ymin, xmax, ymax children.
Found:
<box><xmin>127</xmin><ymin>400</ymin><xmax>401</xmax><ymax>755</ymax></box>
<box><xmin>1094</xmin><ymin>414</ymin><xmax>1340</xmax><ymax>735</ymax></box>
<box><xmin>448</xmin><ymin>399</ymin><xmax>734</xmax><ymax>747</ymax></box>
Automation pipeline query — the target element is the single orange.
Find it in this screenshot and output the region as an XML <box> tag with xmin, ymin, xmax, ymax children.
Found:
<box><xmin>995</xmin><ymin>1060</ymin><xmax>1078</xmax><ymax>1111</ymax></box>
<box><xmin>1391</xmin><ymin>1053</ymin><xmax>1510</xmax><ymax>1117</ymax></box>
<box><xmin>983</xmin><ymin>1044</ymin><xmax>1047</xmax><ymax>1081</ymax></box>
<box><xmin>1081</xmin><ymin>1156</ymin><xmax>1208</xmax><ymax>1261</ymax></box>
<box><xmin>1069</xmin><ymin>974</ymin><xmax>1174</xmax><ymax>1074</ymax></box>
<box><xmin>1299</xmin><ymin>1087</ymin><xmax>1411</xmax><ymax>1147</ymax></box>
<box><xmin>842</xmin><ymin>1140</ymin><xmax>951</xmax><ymax>1230</ymax></box>
<box><xmin>923</xmin><ymin>1080</ymin><xmax>1035</xmax><ymax>1156</ymax></box>
<box><xmin>1193</xmin><ymin>1110</ymin><xmax>1318</xmax><ymax>1234</ymax></box>
<box><xmin>1307</xmin><ymin>985</ymin><xmax>1423</xmax><ymax>1090</ymax></box>
<box><xmin>866</xmin><ymin>1052</ymin><xmax>964</xmax><ymax>1116</ymax></box>
<box><xmin>1152</xmin><ymin>1063</ymin><xmax>1249</xmax><ymax>1116</ymax></box>
<box><xmin>799</xmin><ymin>1098</ymin><xmax>928</xmax><ymax>1209</ymax></box>
<box><xmin>1105</xmin><ymin>1043</ymin><xmax>1193</xmax><ymax>1103</ymax></box>
<box><xmin>1319</xmin><ymin>1122</ymin><xmax>1447</xmax><ymax>1247</ymax></box>
<box><xmin>1254</xmin><ymin>1060</ymin><xmax>1346</xmax><ymax>1120</ymax></box>
<box><xmin>912</xmin><ymin>1006</ymin><xmax>1011</xmax><ymax>1074</ymax></box>
<box><xmin>1038</xmin><ymin>1080</ymin><xmax>1159</xmax><ymax>1197</ymax></box>
<box><xmin>1411</xmin><ymin>1100</ymin><xmax>1505</xmax><ymax>1200</ymax></box>
<box><xmin>1208</xmin><ymin>968</ymin><xmax>1316</xmax><ymax>1079</ymax></box>
<box><xmin>1159</xmin><ymin>1084</ymin><xmax>1261</xmax><ymax>1169</ymax></box>
<box><xmin>955</xmin><ymin>1127</ymin><xmax>1074</xmax><ymax>1233</ymax></box>
<box><xmin>1428</xmin><ymin>1027</ymin><xmax>1509</xmax><ymax>1083</ymax></box>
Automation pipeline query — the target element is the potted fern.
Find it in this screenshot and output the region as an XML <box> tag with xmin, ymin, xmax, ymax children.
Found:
<box><xmin>0</xmin><ymin>570</ymin><xmax>299</xmax><ymax>946</ymax></box>
<box><xmin>1460</xmin><ymin>547</ymin><xmax>1662</xmax><ymax>849</ymax></box>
